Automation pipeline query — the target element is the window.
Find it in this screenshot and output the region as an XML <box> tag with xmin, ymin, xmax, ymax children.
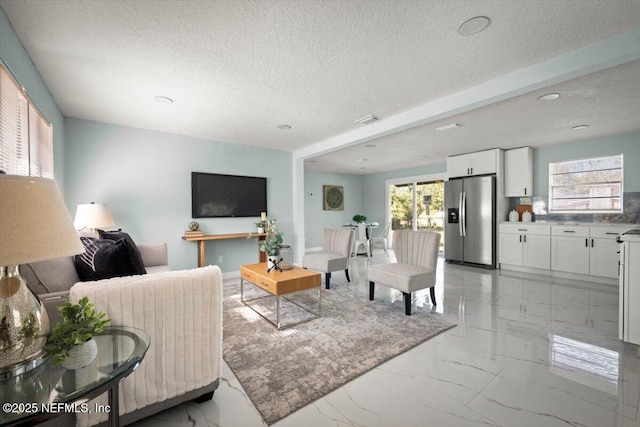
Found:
<box><xmin>549</xmin><ymin>154</ymin><xmax>623</xmax><ymax>213</ymax></box>
<box><xmin>0</xmin><ymin>63</ymin><xmax>53</xmax><ymax>178</ymax></box>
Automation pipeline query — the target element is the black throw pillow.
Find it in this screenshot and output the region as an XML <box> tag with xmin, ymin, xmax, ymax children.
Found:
<box><xmin>97</xmin><ymin>229</ymin><xmax>146</xmax><ymax>274</ymax></box>
<box><xmin>75</xmin><ymin>237</ymin><xmax>146</xmax><ymax>282</ymax></box>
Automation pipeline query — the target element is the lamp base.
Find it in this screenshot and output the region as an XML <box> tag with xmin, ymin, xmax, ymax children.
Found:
<box><xmin>0</xmin><ymin>353</ymin><xmax>45</xmax><ymax>380</ymax></box>
<box><xmin>0</xmin><ymin>265</ymin><xmax>50</xmax><ymax>379</ymax></box>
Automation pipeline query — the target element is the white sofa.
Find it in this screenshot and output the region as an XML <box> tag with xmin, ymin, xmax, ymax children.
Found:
<box><xmin>23</xmin><ymin>244</ymin><xmax>222</xmax><ymax>426</ymax></box>
<box><xmin>69</xmin><ymin>266</ymin><xmax>223</xmax><ymax>426</ymax></box>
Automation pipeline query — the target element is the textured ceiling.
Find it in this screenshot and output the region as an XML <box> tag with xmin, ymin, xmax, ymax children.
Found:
<box><xmin>306</xmin><ymin>60</ymin><xmax>640</xmax><ymax>174</ymax></box>
<box><xmin>1</xmin><ymin>0</ymin><xmax>639</xmax><ymax>173</ymax></box>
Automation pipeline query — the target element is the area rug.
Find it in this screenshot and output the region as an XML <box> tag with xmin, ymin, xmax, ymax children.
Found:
<box><xmin>222</xmin><ymin>279</ymin><xmax>455</xmax><ymax>425</ymax></box>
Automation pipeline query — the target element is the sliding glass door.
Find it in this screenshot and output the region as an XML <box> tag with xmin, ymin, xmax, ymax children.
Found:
<box><xmin>387</xmin><ymin>174</ymin><xmax>445</xmax><ymax>251</ymax></box>
<box><xmin>416</xmin><ymin>181</ymin><xmax>444</xmax><ymax>233</ymax></box>
<box><xmin>390</xmin><ymin>183</ymin><xmax>414</xmax><ymax>231</ymax></box>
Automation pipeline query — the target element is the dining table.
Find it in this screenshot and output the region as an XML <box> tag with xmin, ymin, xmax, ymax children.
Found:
<box><xmin>342</xmin><ymin>222</ymin><xmax>379</xmax><ymax>239</ymax></box>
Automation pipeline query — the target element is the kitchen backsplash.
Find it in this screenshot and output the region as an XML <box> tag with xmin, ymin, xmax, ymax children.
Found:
<box><xmin>509</xmin><ymin>191</ymin><xmax>640</xmax><ymax>224</ymax></box>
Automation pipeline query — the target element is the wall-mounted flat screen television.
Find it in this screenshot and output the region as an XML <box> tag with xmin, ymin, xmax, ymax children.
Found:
<box><xmin>191</xmin><ymin>172</ymin><xmax>267</xmax><ymax>218</ymax></box>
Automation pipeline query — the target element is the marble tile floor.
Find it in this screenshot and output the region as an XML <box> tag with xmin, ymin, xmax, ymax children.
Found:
<box><xmin>134</xmin><ymin>250</ymin><xmax>640</xmax><ymax>427</ymax></box>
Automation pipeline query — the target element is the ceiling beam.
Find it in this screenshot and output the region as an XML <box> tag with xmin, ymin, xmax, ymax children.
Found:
<box><xmin>293</xmin><ymin>27</ymin><xmax>640</xmax><ymax>162</ymax></box>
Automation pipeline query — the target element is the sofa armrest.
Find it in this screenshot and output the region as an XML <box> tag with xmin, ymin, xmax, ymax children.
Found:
<box><xmin>38</xmin><ymin>290</ymin><xmax>70</xmax><ymax>327</ymax></box>
<box><xmin>137</xmin><ymin>243</ymin><xmax>168</xmax><ymax>268</ymax></box>
<box><xmin>69</xmin><ymin>266</ymin><xmax>222</xmax><ymax>426</ymax></box>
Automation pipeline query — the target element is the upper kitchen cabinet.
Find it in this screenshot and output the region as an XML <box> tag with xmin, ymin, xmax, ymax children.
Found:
<box><xmin>505</xmin><ymin>147</ymin><xmax>533</xmax><ymax>197</ymax></box>
<box><xmin>447</xmin><ymin>149</ymin><xmax>502</xmax><ymax>178</ymax></box>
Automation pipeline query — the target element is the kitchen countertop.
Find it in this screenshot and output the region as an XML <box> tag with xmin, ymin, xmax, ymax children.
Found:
<box><xmin>620</xmin><ymin>228</ymin><xmax>640</xmax><ymax>242</ymax></box>
<box><xmin>500</xmin><ymin>221</ymin><xmax>637</xmax><ymax>227</ymax></box>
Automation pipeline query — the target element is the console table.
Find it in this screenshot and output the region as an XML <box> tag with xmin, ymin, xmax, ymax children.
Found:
<box><xmin>182</xmin><ymin>232</ymin><xmax>267</xmax><ymax>267</ymax></box>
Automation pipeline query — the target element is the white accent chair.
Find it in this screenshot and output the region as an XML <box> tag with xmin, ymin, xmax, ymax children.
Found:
<box><xmin>303</xmin><ymin>228</ymin><xmax>354</xmax><ymax>289</ymax></box>
<box><xmin>370</xmin><ymin>222</ymin><xmax>391</xmax><ymax>256</ymax></box>
<box><xmin>367</xmin><ymin>230</ymin><xmax>440</xmax><ymax>315</ymax></box>
<box><xmin>352</xmin><ymin>223</ymin><xmax>371</xmax><ymax>258</ymax></box>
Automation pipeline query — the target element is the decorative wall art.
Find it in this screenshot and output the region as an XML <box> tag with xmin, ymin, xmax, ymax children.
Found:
<box><xmin>323</xmin><ymin>185</ymin><xmax>344</xmax><ymax>210</ymax></box>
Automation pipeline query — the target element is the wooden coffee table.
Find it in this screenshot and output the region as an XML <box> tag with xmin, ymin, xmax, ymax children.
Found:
<box><xmin>240</xmin><ymin>263</ymin><xmax>321</xmax><ymax>329</ymax></box>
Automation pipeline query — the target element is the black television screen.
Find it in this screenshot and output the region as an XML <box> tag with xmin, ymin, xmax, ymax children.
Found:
<box><xmin>191</xmin><ymin>172</ymin><xmax>267</xmax><ymax>218</ymax></box>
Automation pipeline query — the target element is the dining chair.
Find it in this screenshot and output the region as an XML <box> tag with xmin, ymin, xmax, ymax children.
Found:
<box><xmin>370</xmin><ymin>222</ymin><xmax>391</xmax><ymax>256</ymax></box>
<box><xmin>352</xmin><ymin>223</ymin><xmax>371</xmax><ymax>258</ymax></box>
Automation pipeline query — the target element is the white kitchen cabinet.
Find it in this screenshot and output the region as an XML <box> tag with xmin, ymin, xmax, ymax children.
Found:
<box><xmin>590</xmin><ymin>227</ymin><xmax>634</xmax><ymax>278</ymax></box>
<box><xmin>619</xmin><ymin>230</ymin><xmax>640</xmax><ymax>344</ymax></box>
<box><xmin>523</xmin><ymin>234</ymin><xmax>551</xmax><ymax>270</ymax></box>
<box><xmin>551</xmin><ymin>226</ymin><xmax>590</xmax><ymax>274</ymax></box>
<box><xmin>501</xmin><ymin>223</ymin><xmax>633</xmax><ymax>284</ymax></box>
<box><xmin>499</xmin><ymin>231</ymin><xmax>524</xmax><ymax>265</ymax></box>
<box><xmin>499</xmin><ymin>224</ymin><xmax>550</xmax><ymax>269</ymax></box>
<box><xmin>504</xmin><ymin>147</ymin><xmax>533</xmax><ymax>197</ymax></box>
<box><xmin>447</xmin><ymin>149</ymin><xmax>500</xmax><ymax>178</ymax></box>
<box><xmin>447</xmin><ymin>155</ymin><xmax>472</xmax><ymax>178</ymax></box>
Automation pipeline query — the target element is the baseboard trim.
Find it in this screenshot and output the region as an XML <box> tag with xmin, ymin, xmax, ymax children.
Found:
<box><xmin>499</xmin><ymin>264</ymin><xmax>617</xmax><ymax>286</ymax></box>
<box><xmin>222</xmin><ymin>270</ymin><xmax>240</xmax><ymax>279</ymax></box>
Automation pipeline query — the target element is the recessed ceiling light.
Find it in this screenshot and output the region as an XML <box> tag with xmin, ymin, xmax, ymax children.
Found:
<box><xmin>572</xmin><ymin>125</ymin><xmax>589</xmax><ymax>130</ymax></box>
<box><xmin>419</xmin><ymin>155</ymin><xmax>428</xmax><ymax>159</ymax></box>
<box><xmin>365</xmin><ymin>144</ymin><xmax>377</xmax><ymax>148</ymax></box>
<box><xmin>359</xmin><ymin>167</ymin><xmax>367</xmax><ymax>170</ymax></box>
<box><xmin>538</xmin><ymin>93</ymin><xmax>560</xmax><ymax>101</ymax></box>
<box><xmin>436</xmin><ymin>122</ymin><xmax>463</xmax><ymax>132</ymax></box>
<box><xmin>354</xmin><ymin>115</ymin><xmax>380</xmax><ymax>125</ymax></box>
<box><xmin>458</xmin><ymin>16</ymin><xmax>491</xmax><ymax>36</ymax></box>
<box><xmin>355</xmin><ymin>158</ymin><xmax>368</xmax><ymax>163</ymax></box>
<box><xmin>153</xmin><ymin>96</ymin><xmax>173</xmax><ymax>104</ymax></box>
<box><xmin>277</xmin><ymin>124</ymin><xmax>291</xmax><ymax>130</ymax></box>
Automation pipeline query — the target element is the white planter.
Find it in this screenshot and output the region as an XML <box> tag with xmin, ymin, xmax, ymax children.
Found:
<box><xmin>268</xmin><ymin>255</ymin><xmax>280</xmax><ymax>271</ymax></box>
<box><xmin>61</xmin><ymin>338</ymin><xmax>98</xmax><ymax>369</ymax></box>
<box><xmin>258</xmin><ymin>227</ymin><xmax>265</xmax><ymax>233</ymax></box>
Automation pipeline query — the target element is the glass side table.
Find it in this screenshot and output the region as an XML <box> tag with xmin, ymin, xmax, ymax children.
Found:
<box><xmin>0</xmin><ymin>326</ymin><xmax>150</xmax><ymax>427</ymax></box>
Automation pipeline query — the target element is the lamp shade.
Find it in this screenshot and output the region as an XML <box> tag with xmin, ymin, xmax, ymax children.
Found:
<box><xmin>73</xmin><ymin>203</ymin><xmax>116</xmax><ymax>230</ymax></box>
<box><xmin>0</xmin><ymin>175</ymin><xmax>84</xmax><ymax>266</ymax></box>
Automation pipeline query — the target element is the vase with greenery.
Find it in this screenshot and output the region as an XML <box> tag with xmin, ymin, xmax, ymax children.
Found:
<box><xmin>44</xmin><ymin>296</ymin><xmax>111</xmax><ymax>369</ymax></box>
<box><xmin>256</xmin><ymin>219</ymin><xmax>284</xmax><ymax>271</ymax></box>
<box><xmin>352</xmin><ymin>214</ymin><xmax>367</xmax><ymax>223</ymax></box>
<box><xmin>258</xmin><ymin>219</ymin><xmax>283</xmax><ymax>255</ymax></box>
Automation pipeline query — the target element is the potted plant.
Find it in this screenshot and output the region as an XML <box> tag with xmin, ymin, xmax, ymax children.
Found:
<box><xmin>255</xmin><ymin>221</ymin><xmax>266</xmax><ymax>234</ymax></box>
<box><xmin>353</xmin><ymin>214</ymin><xmax>367</xmax><ymax>223</ymax></box>
<box><xmin>44</xmin><ymin>296</ymin><xmax>111</xmax><ymax>369</ymax></box>
<box><xmin>258</xmin><ymin>219</ymin><xmax>284</xmax><ymax>271</ymax></box>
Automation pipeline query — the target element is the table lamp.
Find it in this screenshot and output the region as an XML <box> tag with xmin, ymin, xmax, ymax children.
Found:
<box><xmin>0</xmin><ymin>175</ymin><xmax>84</xmax><ymax>378</ymax></box>
<box><xmin>73</xmin><ymin>202</ymin><xmax>116</xmax><ymax>236</ymax></box>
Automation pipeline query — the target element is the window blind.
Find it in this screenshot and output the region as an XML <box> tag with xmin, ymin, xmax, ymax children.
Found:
<box><xmin>0</xmin><ymin>63</ymin><xmax>53</xmax><ymax>178</ymax></box>
<box><xmin>28</xmin><ymin>102</ymin><xmax>53</xmax><ymax>178</ymax></box>
<box><xmin>549</xmin><ymin>154</ymin><xmax>623</xmax><ymax>213</ymax></box>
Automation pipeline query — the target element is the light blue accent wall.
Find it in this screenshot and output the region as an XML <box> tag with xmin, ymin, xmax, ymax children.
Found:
<box><xmin>304</xmin><ymin>170</ymin><xmax>364</xmax><ymax>248</ymax></box>
<box><xmin>533</xmin><ymin>132</ymin><xmax>640</xmax><ymax>195</ymax></box>
<box><xmin>362</xmin><ymin>163</ymin><xmax>447</xmax><ymax>226</ymax></box>
<box><xmin>0</xmin><ymin>9</ymin><xmax>66</xmax><ymax>189</ymax></box>
<box><xmin>64</xmin><ymin>118</ymin><xmax>293</xmax><ymax>272</ymax></box>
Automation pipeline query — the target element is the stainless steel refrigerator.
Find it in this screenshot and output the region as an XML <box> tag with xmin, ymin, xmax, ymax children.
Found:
<box><xmin>444</xmin><ymin>175</ymin><xmax>496</xmax><ymax>268</ymax></box>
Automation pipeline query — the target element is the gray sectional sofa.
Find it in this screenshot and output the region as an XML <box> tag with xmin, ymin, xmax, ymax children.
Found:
<box><xmin>23</xmin><ymin>243</ymin><xmax>170</xmax><ymax>328</ymax></box>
